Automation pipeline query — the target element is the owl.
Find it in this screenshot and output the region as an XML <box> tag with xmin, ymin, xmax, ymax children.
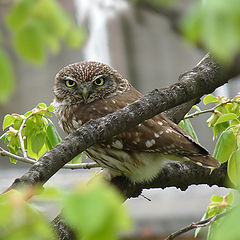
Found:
<box><xmin>53</xmin><ymin>61</ymin><xmax>220</xmax><ymax>183</ymax></box>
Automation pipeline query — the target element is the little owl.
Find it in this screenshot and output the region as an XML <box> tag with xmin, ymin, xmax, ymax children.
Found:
<box><xmin>53</xmin><ymin>61</ymin><xmax>220</xmax><ymax>183</ymax></box>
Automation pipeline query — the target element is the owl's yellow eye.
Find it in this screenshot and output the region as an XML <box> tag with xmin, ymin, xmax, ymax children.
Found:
<box><xmin>93</xmin><ymin>77</ymin><xmax>105</xmax><ymax>86</ymax></box>
<box><xmin>65</xmin><ymin>80</ymin><xmax>76</xmax><ymax>87</ymax></box>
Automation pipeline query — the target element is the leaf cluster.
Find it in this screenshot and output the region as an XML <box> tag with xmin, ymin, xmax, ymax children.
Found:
<box><xmin>0</xmin><ymin>179</ymin><xmax>130</xmax><ymax>240</ymax></box>
<box><xmin>204</xmin><ymin>94</ymin><xmax>240</xmax><ymax>186</ymax></box>
<box><xmin>1</xmin><ymin>103</ymin><xmax>61</xmax><ymax>161</ymax></box>
<box><xmin>182</xmin><ymin>0</ymin><xmax>240</xmax><ymax>63</ymax></box>
<box><xmin>0</xmin><ymin>0</ymin><xmax>86</xmax><ymax>104</ymax></box>
<box><xmin>195</xmin><ymin>191</ymin><xmax>234</xmax><ymax>240</ymax></box>
<box><xmin>5</xmin><ymin>0</ymin><xmax>86</xmax><ymax>64</ymax></box>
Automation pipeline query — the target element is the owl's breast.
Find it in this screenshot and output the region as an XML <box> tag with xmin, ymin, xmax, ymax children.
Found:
<box><xmin>86</xmin><ymin>144</ymin><xmax>168</xmax><ymax>183</ymax></box>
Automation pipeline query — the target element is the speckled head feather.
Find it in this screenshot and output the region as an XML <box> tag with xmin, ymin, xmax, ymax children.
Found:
<box><xmin>54</xmin><ymin>61</ymin><xmax>130</xmax><ymax>105</ymax></box>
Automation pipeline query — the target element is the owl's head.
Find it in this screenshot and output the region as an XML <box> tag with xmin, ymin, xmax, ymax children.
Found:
<box><xmin>54</xmin><ymin>61</ymin><xmax>129</xmax><ymax>105</ymax></box>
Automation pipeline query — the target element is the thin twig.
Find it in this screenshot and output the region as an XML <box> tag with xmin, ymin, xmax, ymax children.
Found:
<box><xmin>0</xmin><ymin>147</ymin><xmax>100</xmax><ymax>169</ymax></box>
<box><xmin>164</xmin><ymin>212</ymin><xmax>227</xmax><ymax>240</ymax></box>
<box><xmin>18</xmin><ymin>113</ymin><xmax>33</xmax><ymax>158</ymax></box>
<box><xmin>184</xmin><ymin>100</ymin><xmax>232</xmax><ymax>119</ymax></box>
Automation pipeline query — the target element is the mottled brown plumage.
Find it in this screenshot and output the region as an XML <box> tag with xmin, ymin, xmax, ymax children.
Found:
<box><xmin>53</xmin><ymin>61</ymin><xmax>220</xmax><ymax>183</ymax></box>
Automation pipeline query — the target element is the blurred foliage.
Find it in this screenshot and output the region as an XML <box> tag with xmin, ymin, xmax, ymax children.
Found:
<box><xmin>0</xmin><ymin>0</ymin><xmax>86</xmax><ymax>104</ymax></box>
<box><xmin>0</xmin><ymin>179</ymin><xmax>130</xmax><ymax>240</ymax></box>
<box><xmin>182</xmin><ymin>0</ymin><xmax>240</xmax><ymax>63</ymax></box>
<box><xmin>0</xmin><ymin>48</ymin><xmax>15</xmax><ymax>104</ymax></box>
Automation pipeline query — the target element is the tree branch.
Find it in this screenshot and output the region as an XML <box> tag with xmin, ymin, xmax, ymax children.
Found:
<box><xmin>164</xmin><ymin>211</ymin><xmax>227</xmax><ymax>240</ymax></box>
<box><xmin>5</xmin><ymin>53</ymin><xmax>240</xmax><ymax>192</ymax></box>
<box><xmin>0</xmin><ymin>147</ymin><xmax>100</xmax><ymax>170</ymax></box>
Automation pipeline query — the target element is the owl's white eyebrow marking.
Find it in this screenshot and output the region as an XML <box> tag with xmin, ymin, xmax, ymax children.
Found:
<box><xmin>64</xmin><ymin>76</ymin><xmax>76</xmax><ymax>81</ymax></box>
<box><xmin>93</xmin><ymin>74</ymin><xmax>105</xmax><ymax>81</ymax></box>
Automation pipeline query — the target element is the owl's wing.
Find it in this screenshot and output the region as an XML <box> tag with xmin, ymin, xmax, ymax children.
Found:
<box><xmin>107</xmin><ymin>113</ymin><xmax>220</xmax><ymax>168</ymax></box>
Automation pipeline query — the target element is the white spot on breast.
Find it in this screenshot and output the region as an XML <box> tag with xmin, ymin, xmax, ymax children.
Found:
<box><xmin>136</xmin><ymin>137</ymin><xmax>141</xmax><ymax>143</ymax></box>
<box><xmin>112</xmin><ymin>140</ymin><xmax>123</xmax><ymax>149</ymax></box>
<box><xmin>159</xmin><ymin>131</ymin><xmax>164</xmax><ymax>135</ymax></box>
<box><xmin>145</xmin><ymin>139</ymin><xmax>156</xmax><ymax>148</ymax></box>
<box><xmin>154</xmin><ymin>133</ymin><xmax>160</xmax><ymax>138</ymax></box>
<box><xmin>157</xmin><ymin>121</ymin><xmax>163</xmax><ymax>126</ymax></box>
<box><xmin>104</xmin><ymin>106</ymin><xmax>108</xmax><ymax>110</ymax></box>
<box><xmin>112</xmin><ymin>100</ymin><xmax>116</xmax><ymax>104</ymax></box>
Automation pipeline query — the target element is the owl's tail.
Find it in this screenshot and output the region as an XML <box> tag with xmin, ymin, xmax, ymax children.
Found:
<box><xmin>188</xmin><ymin>155</ymin><xmax>221</xmax><ymax>168</ymax></box>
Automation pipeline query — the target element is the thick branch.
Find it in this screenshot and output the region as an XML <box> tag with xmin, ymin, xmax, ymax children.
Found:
<box><xmin>5</xmin><ymin>53</ymin><xmax>240</xmax><ymax>192</ymax></box>
<box><xmin>111</xmin><ymin>162</ymin><xmax>228</xmax><ymax>199</ymax></box>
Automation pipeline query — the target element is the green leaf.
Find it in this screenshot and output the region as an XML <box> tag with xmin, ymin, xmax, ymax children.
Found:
<box><xmin>5</xmin><ymin>0</ymin><xmax>37</xmax><ymax>31</ymax></box>
<box><xmin>37</xmin><ymin>103</ymin><xmax>47</xmax><ymax>109</ymax></box>
<box><xmin>3</xmin><ymin>114</ymin><xmax>15</xmax><ymax>130</ymax></box>
<box><xmin>13</xmin><ymin>20</ymin><xmax>45</xmax><ymax>64</ymax></box>
<box><xmin>0</xmin><ymin>190</ymin><xmax>57</xmax><ymax>240</ymax></box>
<box><xmin>0</xmin><ymin>49</ymin><xmax>15</xmax><ymax>104</ymax></box>
<box><xmin>31</xmin><ymin>132</ymin><xmax>46</xmax><ymax>155</ymax></box>
<box><xmin>47</xmin><ymin>104</ymin><xmax>54</xmax><ymax>113</ymax></box>
<box><xmin>226</xmin><ymin>191</ymin><xmax>234</xmax><ymax>205</ymax></box>
<box><xmin>182</xmin><ymin>0</ymin><xmax>240</xmax><ymax>64</ymax></box>
<box><xmin>228</xmin><ymin>150</ymin><xmax>240</xmax><ymax>185</ymax></box>
<box><xmin>214</xmin><ymin>113</ymin><xmax>238</xmax><ymax>125</ymax></box>
<box><xmin>204</xmin><ymin>94</ymin><xmax>219</xmax><ymax>105</ymax></box>
<box><xmin>32</xmin><ymin>0</ymin><xmax>71</xmax><ymax>37</ymax></box>
<box><xmin>192</xmin><ymin>105</ymin><xmax>201</xmax><ymax>112</ymax></box>
<box><xmin>46</xmin><ymin>122</ymin><xmax>61</xmax><ymax>149</ymax></box>
<box><xmin>213</xmin><ymin>128</ymin><xmax>236</xmax><ymax>163</ymax></box>
<box><xmin>70</xmin><ymin>153</ymin><xmax>82</xmax><ymax>164</ymax></box>
<box><xmin>178</xmin><ymin>118</ymin><xmax>198</xmax><ymax>141</ymax></box>
<box><xmin>211</xmin><ymin>195</ymin><xmax>223</xmax><ymax>203</ymax></box>
<box><xmin>210</xmin><ymin>204</ymin><xmax>240</xmax><ymax>240</ymax></box>
<box><xmin>62</xmin><ymin>181</ymin><xmax>130</xmax><ymax>239</ymax></box>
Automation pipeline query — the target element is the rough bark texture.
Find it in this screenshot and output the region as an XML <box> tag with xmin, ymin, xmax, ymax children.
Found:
<box><xmin>52</xmin><ymin>216</ymin><xmax>76</xmax><ymax>240</ymax></box>
<box><xmin>5</xmin><ymin>54</ymin><xmax>240</xmax><ymax>192</ymax></box>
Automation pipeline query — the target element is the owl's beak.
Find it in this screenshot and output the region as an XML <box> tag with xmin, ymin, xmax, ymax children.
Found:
<box><xmin>82</xmin><ymin>87</ymin><xmax>89</xmax><ymax>102</ymax></box>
